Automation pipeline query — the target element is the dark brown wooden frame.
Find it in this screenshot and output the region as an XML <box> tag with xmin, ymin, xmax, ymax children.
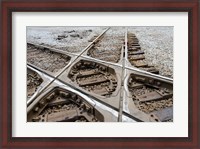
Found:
<box><xmin>0</xmin><ymin>0</ymin><xmax>199</xmax><ymax>148</ymax></box>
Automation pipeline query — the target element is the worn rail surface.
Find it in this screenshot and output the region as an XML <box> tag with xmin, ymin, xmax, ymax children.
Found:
<box><xmin>27</xmin><ymin>28</ymin><xmax>173</xmax><ymax>122</ymax></box>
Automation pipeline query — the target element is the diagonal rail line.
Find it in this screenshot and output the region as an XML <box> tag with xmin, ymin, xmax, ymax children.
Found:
<box><xmin>27</xmin><ymin>28</ymin><xmax>173</xmax><ymax>122</ymax></box>
<box><xmin>27</xmin><ymin>27</ymin><xmax>110</xmax><ymax>106</ymax></box>
<box><xmin>28</xmin><ymin>41</ymin><xmax>173</xmax><ymax>83</ymax></box>
<box><xmin>28</xmin><ymin>64</ymin><xmax>143</xmax><ymax>122</ymax></box>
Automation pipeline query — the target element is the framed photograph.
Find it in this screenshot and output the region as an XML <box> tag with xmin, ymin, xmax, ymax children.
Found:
<box><xmin>1</xmin><ymin>0</ymin><xmax>199</xmax><ymax>148</ymax></box>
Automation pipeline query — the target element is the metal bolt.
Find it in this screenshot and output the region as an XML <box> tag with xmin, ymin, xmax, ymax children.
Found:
<box><xmin>157</xmin><ymin>82</ymin><xmax>161</xmax><ymax>86</ymax></box>
<box><xmin>34</xmin><ymin>107</ymin><xmax>39</xmax><ymax>112</ymax></box>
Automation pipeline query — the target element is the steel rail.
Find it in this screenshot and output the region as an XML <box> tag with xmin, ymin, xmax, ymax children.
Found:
<box><xmin>117</xmin><ymin>30</ymin><xmax>127</xmax><ymax>122</ymax></box>
<box><xmin>27</xmin><ymin>65</ymin><xmax>54</xmax><ymax>105</ymax></box>
<box><xmin>125</xmin><ymin>66</ymin><xmax>173</xmax><ymax>83</ymax></box>
<box><xmin>27</xmin><ymin>28</ymin><xmax>173</xmax><ymax>122</ymax></box>
<box><xmin>27</xmin><ymin>41</ymin><xmax>123</xmax><ymax>68</ymax></box>
<box><xmin>27</xmin><ymin>40</ymin><xmax>173</xmax><ymax>83</ymax></box>
<box><xmin>57</xmin><ymin>78</ymin><xmax>143</xmax><ymax>122</ymax></box>
<box><xmin>79</xmin><ymin>55</ymin><xmax>122</xmax><ymax>67</ymax></box>
<box><xmin>27</xmin><ymin>64</ymin><xmax>143</xmax><ymax>122</ymax></box>
<box><xmin>27</xmin><ymin>42</ymin><xmax>80</xmax><ymax>58</ymax></box>
<box><xmin>27</xmin><ymin>27</ymin><xmax>110</xmax><ymax>106</ymax></box>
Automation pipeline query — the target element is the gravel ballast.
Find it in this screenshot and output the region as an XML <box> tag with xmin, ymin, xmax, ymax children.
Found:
<box><xmin>27</xmin><ymin>27</ymin><xmax>105</xmax><ymax>53</ymax></box>
<box><xmin>87</xmin><ymin>27</ymin><xmax>126</xmax><ymax>63</ymax></box>
<box><xmin>127</xmin><ymin>27</ymin><xmax>173</xmax><ymax>78</ymax></box>
<box><xmin>27</xmin><ymin>26</ymin><xmax>173</xmax><ymax>78</ymax></box>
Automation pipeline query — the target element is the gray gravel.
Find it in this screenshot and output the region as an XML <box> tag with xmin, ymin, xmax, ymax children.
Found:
<box><xmin>27</xmin><ymin>27</ymin><xmax>105</xmax><ymax>53</ymax></box>
<box><xmin>87</xmin><ymin>27</ymin><xmax>126</xmax><ymax>63</ymax></box>
<box><xmin>127</xmin><ymin>27</ymin><xmax>173</xmax><ymax>78</ymax></box>
<box><xmin>27</xmin><ymin>26</ymin><xmax>173</xmax><ymax>78</ymax></box>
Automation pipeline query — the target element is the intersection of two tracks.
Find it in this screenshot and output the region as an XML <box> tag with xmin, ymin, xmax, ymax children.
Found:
<box><xmin>27</xmin><ymin>28</ymin><xmax>173</xmax><ymax>122</ymax></box>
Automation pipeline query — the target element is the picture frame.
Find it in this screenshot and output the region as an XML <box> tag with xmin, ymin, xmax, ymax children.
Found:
<box><xmin>1</xmin><ymin>0</ymin><xmax>199</xmax><ymax>148</ymax></box>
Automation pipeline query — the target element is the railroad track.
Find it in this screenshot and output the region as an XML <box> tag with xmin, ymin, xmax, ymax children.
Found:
<box><xmin>68</xmin><ymin>60</ymin><xmax>118</xmax><ymax>97</ymax></box>
<box><xmin>87</xmin><ymin>29</ymin><xmax>124</xmax><ymax>63</ymax></box>
<box><xmin>27</xmin><ymin>68</ymin><xmax>43</xmax><ymax>100</ymax></box>
<box><xmin>127</xmin><ymin>73</ymin><xmax>173</xmax><ymax>122</ymax></box>
<box><xmin>27</xmin><ymin>28</ymin><xmax>173</xmax><ymax>122</ymax></box>
<box><xmin>127</xmin><ymin>33</ymin><xmax>159</xmax><ymax>74</ymax></box>
<box><xmin>27</xmin><ymin>87</ymin><xmax>103</xmax><ymax>122</ymax></box>
<box><xmin>27</xmin><ymin>43</ymin><xmax>71</xmax><ymax>73</ymax></box>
